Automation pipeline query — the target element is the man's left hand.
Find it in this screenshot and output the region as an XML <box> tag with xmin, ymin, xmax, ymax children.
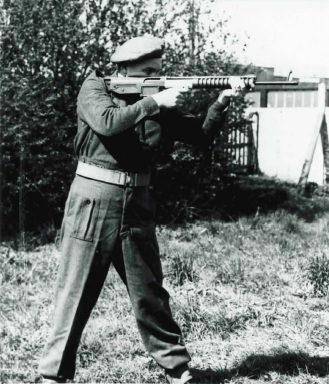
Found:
<box><xmin>217</xmin><ymin>77</ymin><xmax>248</xmax><ymax>107</ymax></box>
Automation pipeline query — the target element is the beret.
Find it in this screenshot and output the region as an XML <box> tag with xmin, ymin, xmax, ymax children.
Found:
<box><xmin>110</xmin><ymin>36</ymin><xmax>165</xmax><ymax>63</ymax></box>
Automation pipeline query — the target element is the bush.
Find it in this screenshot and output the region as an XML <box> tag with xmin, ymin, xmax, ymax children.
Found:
<box><xmin>166</xmin><ymin>252</ymin><xmax>198</xmax><ymax>286</ymax></box>
<box><xmin>306</xmin><ymin>254</ymin><xmax>329</xmax><ymax>297</ymax></box>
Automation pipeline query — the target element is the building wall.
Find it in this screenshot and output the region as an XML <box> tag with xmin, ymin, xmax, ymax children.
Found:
<box><xmin>248</xmin><ymin>107</ymin><xmax>329</xmax><ymax>185</ymax></box>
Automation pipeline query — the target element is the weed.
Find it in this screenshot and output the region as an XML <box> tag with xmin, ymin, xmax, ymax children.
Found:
<box><xmin>282</xmin><ymin>215</ymin><xmax>303</xmax><ymax>234</ymax></box>
<box><xmin>216</xmin><ymin>258</ymin><xmax>245</xmax><ymax>286</ymax></box>
<box><xmin>78</xmin><ymin>339</ymin><xmax>104</xmax><ymax>368</ymax></box>
<box><xmin>306</xmin><ymin>253</ymin><xmax>329</xmax><ymax>297</ymax></box>
<box><xmin>166</xmin><ymin>253</ymin><xmax>198</xmax><ymax>286</ymax></box>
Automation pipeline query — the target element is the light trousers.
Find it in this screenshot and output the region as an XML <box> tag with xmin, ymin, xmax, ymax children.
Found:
<box><xmin>39</xmin><ymin>175</ymin><xmax>190</xmax><ymax>380</ymax></box>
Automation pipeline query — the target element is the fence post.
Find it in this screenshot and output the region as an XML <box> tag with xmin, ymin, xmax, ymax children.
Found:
<box><xmin>298</xmin><ymin>82</ymin><xmax>326</xmax><ymax>188</ymax></box>
<box><xmin>318</xmin><ymin>82</ymin><xmax>329</xmax><ymax>184</ymax></box>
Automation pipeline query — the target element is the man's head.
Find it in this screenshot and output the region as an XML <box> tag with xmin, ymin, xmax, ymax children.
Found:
<box><xmin>117</xmin><ymin>58</ymin><xmax>162</xmax><ymax>77</ymax></box>
<box><xmin>110</xmin><ymin>36</ymin><xmax>164</xmax><ymax>77</ymax></box>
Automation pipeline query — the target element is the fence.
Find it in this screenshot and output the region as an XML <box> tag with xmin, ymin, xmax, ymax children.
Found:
<box><xmin>219</xmin><ymin>80</ymin><xmax>329</xmax><ymax>181</ymax></box>
<box><xmin>216</xmin><ymin>114</ymin><xmax>259</xmax><ymax>174</ymax></box>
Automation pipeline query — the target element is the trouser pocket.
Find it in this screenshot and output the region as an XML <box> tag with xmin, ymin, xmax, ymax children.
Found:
<box><xmin>66</xmin><ymin>193</ymin><xmax>100</xmax><ymax>242</ymax></box>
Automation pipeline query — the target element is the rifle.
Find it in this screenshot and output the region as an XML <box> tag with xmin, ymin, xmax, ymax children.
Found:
<box><xmin>104</xmin><ymin>72</ymin><xmax>298</xmax><ymax>97</ymax></box>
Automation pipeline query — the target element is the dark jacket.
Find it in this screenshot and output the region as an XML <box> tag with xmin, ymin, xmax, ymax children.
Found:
<box><xmin>75</xmin><ymin>70</ymin><xmax>227</xmax><ymax>173</ymax></box>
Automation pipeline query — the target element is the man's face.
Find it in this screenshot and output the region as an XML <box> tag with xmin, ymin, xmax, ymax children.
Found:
<box><xmin>126</xmin><ymin>58</ymin><xmax>162</xmax><ymax>77</ymax></box>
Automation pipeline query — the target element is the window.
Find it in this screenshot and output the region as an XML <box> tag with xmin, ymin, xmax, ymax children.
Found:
<box><xmin>267</xmin><ymin>90</ymin><xmax>319</xmax><ymax>107</ymax></box>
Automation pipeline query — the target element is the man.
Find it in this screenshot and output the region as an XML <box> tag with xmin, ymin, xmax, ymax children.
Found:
<box><xmin>39</xmin><ymin>36</ymin><xmax>245</xmax><ymax>383</ymax></box>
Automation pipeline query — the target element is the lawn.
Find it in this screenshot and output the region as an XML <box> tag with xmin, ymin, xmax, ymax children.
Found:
<box><xmin>1</xmin><ymin>180</ymin><xmax>329</xmax><ymax>383</ymax></box>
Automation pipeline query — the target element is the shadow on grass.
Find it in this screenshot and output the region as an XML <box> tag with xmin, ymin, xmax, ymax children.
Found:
<box><xmin>212</xmin><ymin>176</ymin><xmax>329</xmax><ymax>223</ymax></box>
<box><xmin>190</xmin><ymin>351</ymin><xmax>329</xmax><ymax>383</ymax></box>
<box><xmin>155</xmin><ymin>174</ymin><xmax>329</xmax><ymax>225</ymax></box>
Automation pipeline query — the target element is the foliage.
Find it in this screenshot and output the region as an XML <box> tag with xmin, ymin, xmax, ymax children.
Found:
<box><xmin>166</xmin><ymin>252</ymin><xmax>198</xmax><ymax>286</ymax></box>
<box><xmin>1</xmin><ymin>0</ymin><xmax>249</xmax><ymax>237</ymax></box>
<box><xmin>306</xmin><ymin>254</ymin><xmax>329</xmax><ymax>297</ymax></box>
<box><xmin>2</xmin><ymin>0</ymin><xmax>87</xmax><ymax>234</ymax></box>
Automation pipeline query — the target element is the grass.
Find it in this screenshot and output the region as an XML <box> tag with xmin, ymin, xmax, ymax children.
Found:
<box><xmin>1</xmin><ymin>180</ymin><xmax>329</xmax><ymax>383</ymax></box>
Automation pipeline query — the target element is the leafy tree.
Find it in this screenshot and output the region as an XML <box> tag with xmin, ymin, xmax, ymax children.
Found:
<box><xmin>1</xmin><ymin>0</ymin><xmax>161</xmax><ymax>237</ymax></box>
<box><xmin>1</xmin><ymin>0</ymin><xmax>250</xmax><ymax>239</ymax></box>
<box><xmin>144</xmin><ymin>0</ymin><xmax>253</xmax><ymax>222</ymax></box>
<box><xmin>2</xmin><ymin>0</ymin><xmax>86</xmax><ymax>237</ymax></box>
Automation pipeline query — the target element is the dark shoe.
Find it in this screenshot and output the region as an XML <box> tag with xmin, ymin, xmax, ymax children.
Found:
<box><xmin>165</xmin><ymin>365</ymin><xmax>194</xmax><ymax>384</ymax></box>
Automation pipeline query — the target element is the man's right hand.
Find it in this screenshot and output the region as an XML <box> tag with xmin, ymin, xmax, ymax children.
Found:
<box><xmin>151</xmin><ymin>88</ymin><xmax>188</xmax><ymax>108</ymax></box>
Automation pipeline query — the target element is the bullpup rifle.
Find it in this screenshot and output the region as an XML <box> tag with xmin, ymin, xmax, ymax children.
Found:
<box><xmin>104</xmin><ymin>72</ymin><xmax>298</xmax><ymax>97</ymax></box>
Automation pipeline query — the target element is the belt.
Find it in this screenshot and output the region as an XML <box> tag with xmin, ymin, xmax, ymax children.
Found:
<box><xmin>76</xmin><ymin>161</ymin><xmax>150</xmax><ymax>187</ymax></box>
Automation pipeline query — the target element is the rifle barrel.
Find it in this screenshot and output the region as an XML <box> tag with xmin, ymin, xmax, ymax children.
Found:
<box><xmin>255</xmin><ymin>80</ymin><xmax>299</xmax><ymax>86</ymax></box>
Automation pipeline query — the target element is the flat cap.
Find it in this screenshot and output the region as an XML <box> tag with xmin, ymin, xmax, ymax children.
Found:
<box><xmin>110</xmin><ymin>36</ymin><xmax>165</xmax><ymax>63</ymax></box>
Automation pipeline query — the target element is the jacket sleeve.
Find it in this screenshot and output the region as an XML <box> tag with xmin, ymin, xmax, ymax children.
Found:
<box><xmin>77</xmin><ymin>72</ymin><xmax>160</xmax><ymax>136</ymax></box>
<box><xmin>167</xmin><ymin>101</ymin><xmax>228</xmax><ymax>147</ymax></box>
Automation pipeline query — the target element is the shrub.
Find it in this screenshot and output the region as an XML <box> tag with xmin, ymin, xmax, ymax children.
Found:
<box><xmin>216</xmin><ymin>258</ymin><xmax>245</xmax><ymax>286</ymax></box>
<box><xmin>166</xmin><ymin>253</ymin><xmax>198</xmax><ymax>287</ymax></box>
<box><xmin>306</xmin><ymin>253</ymin><xmax>329</xmax><ymax>297</ymax></box>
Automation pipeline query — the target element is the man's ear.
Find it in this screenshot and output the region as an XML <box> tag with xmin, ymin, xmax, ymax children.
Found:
<box><xmin>118</xmin><ymin>63</ymin><xmax>128</xmax><ymax>76</ymax></box>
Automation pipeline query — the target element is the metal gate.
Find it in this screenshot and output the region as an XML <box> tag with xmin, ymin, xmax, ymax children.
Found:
<box><xmin>215</xmin><ymin>112</ymin><xmax>259</xmax><ymax>174</ymax></box>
